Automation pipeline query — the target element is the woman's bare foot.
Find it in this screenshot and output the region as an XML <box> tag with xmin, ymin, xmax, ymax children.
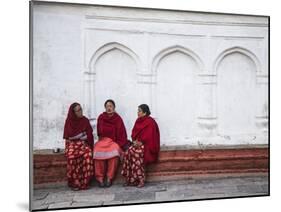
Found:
<box><xmin>71</xmin><ymin>187</ymin><xmax>80</xmax><ymax>191</ymax></box>
<box><xmin>137</xmin><ymin>181</ymin><xmax>145</xmax><ymax>188</ymax></box>
<box><xmin>123</xmin><ymin>182</ymin><xmax>130</xmax><ymax>187</ymax></box>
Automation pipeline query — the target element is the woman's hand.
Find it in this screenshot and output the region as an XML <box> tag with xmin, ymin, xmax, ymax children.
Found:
<box><xmin>133</xmin><ymin>140</ymin><xmax>142</xmax><ymax>147</ymax></box>
<box><xmin>137</xmin><ymin>141</ymin><xmax>142</xmax><ymax>146</ymax></box>
<box><xmin>132</xmin><ymin>140</ymin><xmax>137</xmax><ymax>146</ymax></box>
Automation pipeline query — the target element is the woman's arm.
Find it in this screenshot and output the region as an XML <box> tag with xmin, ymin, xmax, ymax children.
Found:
<box><xmin>68</xmin><ymin>132</ymin><xmax>86</xmax><ymax>140</ymax></box>
<box><xmin>80</xmin><ymin>134</ymin><xmax>88</xmax><ymax>141</ymax></box>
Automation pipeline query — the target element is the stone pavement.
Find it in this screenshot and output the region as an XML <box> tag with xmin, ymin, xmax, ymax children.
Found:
<box><xmin>32</xmin><ymin>174</ymin><xmax>269</xmax><ymax>210</ymax></box>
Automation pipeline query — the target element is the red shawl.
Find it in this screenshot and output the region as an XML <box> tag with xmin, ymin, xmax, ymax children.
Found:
<box><xmin>97</xmin><ymin>112</ymin><xmax>128</xmax><ymax>150</ymax></box>
<box><xmin>63</xmin><ymin>103</ymin><xmax>94</xmax><ymax>148</ymax></box>
<box><xmin>132</xmin><ymin>116</ymin><xmax>160</xmax><ymax>164</ymax></box>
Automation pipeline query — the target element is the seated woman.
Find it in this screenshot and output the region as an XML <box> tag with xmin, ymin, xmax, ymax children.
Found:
<box><xmin>93</xmin><ymin>99</ymin><xmax>129</xmax><ymax>187</ymax></box>
<box><xmin>63</xmin><ymin>102</ymin><xmax>94</xmax><ymax>191</ymax></box>
<box><xmin>121</xmin><ymin>104</ymin><xmax>160</xmax><ymax>188</ymax></box>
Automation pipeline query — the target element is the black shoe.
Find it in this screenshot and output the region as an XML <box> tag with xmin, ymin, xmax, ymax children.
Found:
<box><xmin>98</xmin><ymin>181</ymin><xmax>105</xmax><ymax>188</ymax></box>
<box><xmin>105</xmin><ymin>178</ymin><xmax>112</xmax><ymax>187</ymax></box>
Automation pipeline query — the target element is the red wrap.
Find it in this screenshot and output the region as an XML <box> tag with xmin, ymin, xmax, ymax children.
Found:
<box><xmin>63</xmin><ymin>103</ymin><xmax>94</xmax><ymax>148</ymax></box>
<box><xmin>97</xmin><ymin>112</ymin><xmax>128</xmax><ymax>150</ymax></box>
<box><xmin>131</xmin><ymin>116</ymin><xmax>160</xmax><ymax>164</ymax></box>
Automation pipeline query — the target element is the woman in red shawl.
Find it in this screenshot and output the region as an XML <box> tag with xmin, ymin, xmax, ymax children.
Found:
<box><xmin>93</xmin><ymin>99</ymin><xmax>129</xmax><ymax>187</ymax></box>
<box><xmin>63</xmin><ymin>102</ymin><xmax>94</xmax><ymax>190</ymax></box>
<box><xmin>121</xmin><ymin>104</ymin><xmax>160</xmax><ymax>188</ymax></box>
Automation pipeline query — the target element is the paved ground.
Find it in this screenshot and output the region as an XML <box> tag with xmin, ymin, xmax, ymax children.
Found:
<box><xmin>32</xmin><ymin>174</ymin><xmax>269</xmax><ymax>210</ymax></box>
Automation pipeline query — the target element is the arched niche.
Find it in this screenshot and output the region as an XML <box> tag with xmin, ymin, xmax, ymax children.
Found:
<box><xmin>87</xmin><ymin>42</ymin><xmax>140</xmax><ymax>135</ymax></box>
<box><xmin>216</xmin><ymin>48</ymin><xmax>258</xmax><ymax>135</ymax></box>
<box><xmin>152</xmin><ymin>46</ymin><xmax>202</xmax><ymax>145</ymax></box>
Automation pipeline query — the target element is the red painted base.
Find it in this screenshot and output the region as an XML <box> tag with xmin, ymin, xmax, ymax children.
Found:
<box><xmin>33</xmin><ymin>146</ymin><xmax>268</xmax><ymax>185</ymax></box>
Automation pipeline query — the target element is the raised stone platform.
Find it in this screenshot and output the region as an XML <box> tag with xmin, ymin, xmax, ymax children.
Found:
<box><xmin>33</xmin><ymin>145</ymin><xmax>268</xmax><ymax>187</ymax></box>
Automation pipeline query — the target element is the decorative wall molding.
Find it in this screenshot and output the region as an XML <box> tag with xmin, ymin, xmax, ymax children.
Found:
<box><xmin>256</xmin><ymin>74</ymin><xmax>268</xmax><ymax>84</ymax></box>
<box><xmin>136</xmin><ymin>73</ymin><xmax>156</xmax><ymax>84</ymax></box>
<box><xmin>151</xmin><ymin>45</ymin><xmax>204</xmax><ymax>73</ymax></box>
<box><xmin>197</xmin><ymin>74</ymin><xmax>217</xmax><ymax>84</ymax></box>
<box><xmin>213</xmin><ymin>46</ymin><xmax>262</xmax><ymax>74</ymax></box>
<box><xmin>210</xmin><ymin>35</ymin><xmax>265</xmax><ymax>40</ymax></box>
<box><xmin>85</xmin><ymin>15</ymin><xmax>268</xmax><ymax>27</ymax></box>
<box><xmin>84</xmin><ymin>41</ymin><xmax>267</xmax><ymax>143</ymax></box>
<box><xmin>84</xmin><ymin>27</ymin><xmax>206</xmax><ymax>39</ymax></box>
<box><xmin>88</xmin><ymin>42</ymin><xmax>141</xmax><ymax>71</ymax></box>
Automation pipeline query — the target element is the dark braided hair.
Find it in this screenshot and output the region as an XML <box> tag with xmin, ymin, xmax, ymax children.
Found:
<box><xmin>138</xmin><ymin>104</ymin><xmax>151</xmax><ymax>116</ymax></box>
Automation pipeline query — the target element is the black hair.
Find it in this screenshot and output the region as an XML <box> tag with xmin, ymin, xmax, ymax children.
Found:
<box><xmin>104</xmin><ymin>99</ymin><xmax>116</xmax><ymax>108</ymax></box>
<box><xmin>72</xmin><ymin>102</ymin><xmax>80</xmax><ymax>111</ymax></box>
<box><xmin>138</xmin><ymin>104</ymin><xmax>151</xmax><ymax>116</ymax></box>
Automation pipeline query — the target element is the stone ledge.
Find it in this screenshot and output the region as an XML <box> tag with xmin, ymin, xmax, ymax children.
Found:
<box><xmin>33</xmin><ymin>145</ymin><xmax>269</xmax><ymax>185</ymax></box>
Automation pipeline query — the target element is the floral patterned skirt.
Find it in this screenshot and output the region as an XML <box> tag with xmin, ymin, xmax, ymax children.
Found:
<box><xmin>121</xmin><ymin>144</ymin><xmax>145</xmax><ymax>186</ymax></box>
<box><xmin>65</xmin><ymin>140</ymin><xmax>93</xmax><ymax>190</ymax></box>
